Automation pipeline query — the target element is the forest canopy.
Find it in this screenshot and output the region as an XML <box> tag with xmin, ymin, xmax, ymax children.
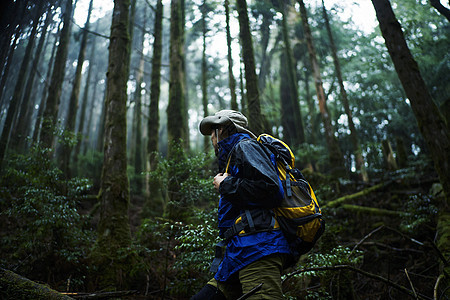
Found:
<box><xmin>0</xmin><ymin>0</ymin><xmax>449</xmax><ymax>299</ymax></box>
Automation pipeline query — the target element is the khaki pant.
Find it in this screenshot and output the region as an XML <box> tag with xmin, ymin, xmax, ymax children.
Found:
<box><xmin>207</xmin><ymin>254</ymin><xmax>286</xmax><ymax>300</ymax></box>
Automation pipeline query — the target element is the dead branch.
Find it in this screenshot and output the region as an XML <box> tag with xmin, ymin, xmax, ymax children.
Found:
<box><xmin>349</xmin><ymin>225</ymin><xmax>384</xmax><ymax>258</ymax></box>
<box><xmin>61</xmin><ymin>290</ymin><xmax>138</xmax><ymax>299</ymax></box>
<box><xmin>404</xmin><ymin>268</ymin><xmax>418</xmax><ymax>299</ymax></box>
<box><xmin>324</xmin><ymin>182</ymin><xmax>388</xmax><ymax>208</ymax></box>
<box><xmin>340</xmin><ymin>204</ymin><xmax>408</xmax><ymax>217</ymax></box>
<box><xmin>283</xmin><ymin>265</ymin><xmax>431</xmax><ymax>300</ymax></box>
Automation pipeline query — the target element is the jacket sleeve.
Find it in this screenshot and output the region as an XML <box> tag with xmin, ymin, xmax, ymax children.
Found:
<box><xmin>219</xmin><ymin>140</ymin><xmax>283</xmax><ymax>209</ymax></box>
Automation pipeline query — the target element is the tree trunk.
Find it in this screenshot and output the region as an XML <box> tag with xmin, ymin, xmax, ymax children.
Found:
<box><xmin>236</xmin><ymin>0</ymin><xmax>264</xmax><ymax>135</ymax></box>
<box><xmin>32</xmin><ymin>24</ymin><xmax>60</xmax><ymax>144</ymax></box>
<box><xmin>167</xmin><ymin>0</ymin><xmax>186</xmax><ymax>157</ymax></box>
<box><xmin>74</xmin><ymin>23</ymin><xmax>99</xmax><ymax>165</ymax></box>
<box><xmin>201</xmin><ymin>0</ymin><xmax>209</xmax><ymax>152</ymax></box>
<box><xmin>225</xmin><ymin>0</ymin><xmax>238</xmax><ymax>111</ymax></box>
<box><xmin>279</xmin><ymin>52</ymin><xmax>296</xmax><ymax>146</ymax></box>
<box><xmin>40</xmin><ymin>0</ymin><xmax>74</xmax><ymax>150</ymax></box>
<box><xmin>132</xmin><ymin>7</ymin><xmax>146</xmax><ymax>194</ymax></box>
<box><xmin>297</xmin><ymin>0</ymin><xmax>346</xmax><ymax>177</ymax></box>
<box><xmin>0</xmin><ymin>267</ymin><xmax>73</xmax><ymax>300</ymax></box>
<box><xmin>82</xmin><ymin>63</ymin><xmax>100</xmax><ymax>154</ymax></box>
<box><xmin>147</xmin><ymin>0</ymin><xmax>163</xmax><ymax>171</ymax></box>
<box><xmin>322</xmin><ymin>0</ymin><xmax>368</xmax><ymax>182</ymax></box>
<box><xmin>144</xmin><ymin>0</ymin><xmax>163</xmax><ymax>217</ymax></box>
<box><xmin>371</xmin><ymin>0</ymin><xmax>450</xmax><ymax>202</ymax></box>
<box><xmin>59</xmin><ymin>0</ymin><xmax>93</xmax><ymax>177</ymax></box>
<box><xmin>166</xmin><ymin>0</ymin><xmax>186</xmax><ymax>220</ymax></box>
<box><xmin>181</xmin><ymin>0</ymin><xmax>189</xmax><ymax>151</ymax></box>
<box><xmin>240</xmin><ymin>62</ymin><xmax>247</xmax><ymax>116</ymax></box>
<box><xmin>0</xmin><ymin>2</ymin><xmax>44</xmax><ymax>170</ymax></box>
<box><xmin>257</xmin><ymin>8</ymin><xmax>271</xmax><ymax>94</ymax></box>
<box><xmin>381</xmin><ymin>139</ymin><xmax>398</xmax><ymax>171</ymax></box>
<box><xmin>91</xmin><ymin>0</ymin><xmax>133</xmax><ymax>289</ymax></box>
<box><xmin>280</xmin><ymin>2</ymin><xmax>304</xmax><ymax>145</ymax></box>
<box><xmin>13</xmin><ymin>6</ymin><xmax>53</xmax><ymax>152</ymax></box>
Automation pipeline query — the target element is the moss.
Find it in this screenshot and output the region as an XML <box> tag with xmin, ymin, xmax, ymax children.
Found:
<box><xmin>0</xmin><ymin>268</ymin><xmax>73</xmax><ymax>299</ymax></box>
<box><xmin>436</xmin><ymin>211</ymin><xmax>450</xmax><ymax>275</ymax></box>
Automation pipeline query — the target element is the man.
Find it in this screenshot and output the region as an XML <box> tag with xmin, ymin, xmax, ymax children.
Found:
<box><xmin>192</xmin><ymin>110</ymin><xmax>292</xmax><ymax>299</ymax></box>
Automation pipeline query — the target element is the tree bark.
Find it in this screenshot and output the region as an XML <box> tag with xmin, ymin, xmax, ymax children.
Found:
<box><xmin>144</xmin><ymin>0</ymin><xmax>164</xmax><ymax>217</ymax></box>
<box><xmin>59</xmin><ymin>0</ymin><xmax>94</xmax><ymax>177</ymax></box>
<box><xmin>280</xmin><ymin>2</ymin><xmax>304</xmax><ymax>145</ymax></box>
<box><xmin>167</xmin><ymin>0</ymin><xmax>186</xmax><ymax>157</ymax></box>
<box><xmin>132</xmin><ymin>6</ymin><xmax>146</xmax><ymax>194</ymax></box>
<box><xmin>225</xmin><ymin>0</ymin><xmax>238</xmax><ymax>111</ymax></box>
<box><xmin>0</xmin><ymin>1</ymin><xmax>44</xmax><ymax>170</ymax></box>
<box><xmin>74</xmin><ymin>23</ymin><xmax>99</xmax><ymax>164</ymax></box>
<box><xmin>322</xmin><ymin>0</ymin><xmax>368</xmax><ymax>181</ymax></box>
<box><xmin>201</xmin><ymin>0</ymin><xmax>209</xmax><ymax>152</ymax></box>
<box><xmin>91</xmin><ymin>0</ymin><xmax>133</xmax><ymax>289</ymax></box>
<box><xmin>40</xmin><ymin>0</ymin><xmax>74</xmax><ymax>150</ymax></box>
<box><xmin>236</xmin><ymin>0</ymin><xmax>264</xmax><ymax>135</ymax></box>
<box><xmin>147</xmin><ymin>0</ymin><xmax>163</xmax><ymax>171</ymax></box>
<box><xmin>32</xmin><ymin>24</ymin><xmax>60</xmax><ymax>144</ymax></box>
<box><xmin>298</xmin><ymin>0</ymin><xmax>346</xmax><ymax>177</ymax></box>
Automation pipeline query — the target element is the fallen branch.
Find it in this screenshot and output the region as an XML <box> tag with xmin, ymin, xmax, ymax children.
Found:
<box><xmin>349</xmin><ymin>225</ymin><xmax>384</xmax><ymax>258</ymax></box>
<box><xmin>61</xmin><ymin>290</ymin><xmax>138</xmax><ymax>299</ymax></box>
<box><xmin>283</xmin><ymin>265</ymin><xmax>431</xmax><ymax>300</ymax></box>
<box><xmin>340</xmin><ymin>204</ymin><xmax>408</xmax><ymax>217</ymax></box>
<box><xmin>0</xmin><ymin>268</ymin><xmax>73</xmax><ymax>299</ymax></box>
<box><xmin>324</xmin><ymin>182</ymin><xmax>388</xmax><ymax>208</ymax></box>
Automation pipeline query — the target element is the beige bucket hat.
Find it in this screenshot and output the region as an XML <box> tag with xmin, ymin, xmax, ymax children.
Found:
<box><xmin>199</xmin><ymin>110</ymin><xmax>256</xmax><ymax>138</ymax></box>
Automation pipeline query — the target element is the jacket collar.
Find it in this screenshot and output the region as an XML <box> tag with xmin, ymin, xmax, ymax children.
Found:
<box><xmin>217</xmin><ymin>133</ymin><xmax>251</xmax><ymax>170</ymax></box>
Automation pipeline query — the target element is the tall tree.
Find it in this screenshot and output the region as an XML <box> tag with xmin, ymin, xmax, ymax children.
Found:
<box><xmin>167</xmin><ymin>0</ymin><xmax>186</xmax><ymax>157</ymax></box>
<box><xmin>147</xmin><ymin>0</ymin><xmax>163</xmax><ymax>171</ymax></box>
<box><xmin>40</xmin><ymin>0</ymin><xmax>74</xmax><ymax>150</ymax></box>
<box><xmin>91</xmin><ymin>0</ymin><xmax>133</xmax><ymax>288</ymax></box>
<box><xmin>0</xmin><ymin>2</ymin><xmax>45</xmax><ymax>170</ymax></box>
<box><xmin>13</xmin><ymin>6</ymin><xmax>53</xmax><ymax>152</ymax></box>
<box><xmin>371</xmin><ymin>0</ymin><xmax>450</xmax><ymax>208</ymax></box>
<box><xmin>322</xmin><ymin>0</ymin><xmax>368</xmax><ymax>181</ymax></box>
<box><xmin>32</xmin><ymin>24</ymin><xmax>60</xmax><ymax>144</ymax></box>
<box><xmin>145</xmin><ymin>0</ymin><xmax>163</xmax><ymax>215</ymax></box>
<box><xmin>279</xmin><ymin>1</ymin><xmax>305</xmax><ymax>145</ymax></box>
<box><xmin>74</xmin><ymin>23</ymin><xmax>99</xmax><ymax>165</ymax></box>
<box><xmin>201</xmin><ymin>0</ymin><xmax>209</xmax><ymax>152</ymax></box>
<box><xmin>225</xmin><ymin>0</ymin><xmax>238</xmax><ymax>110</ymax></box>
<box><xmin>59</xmin><ymin>0</ymin><xmax>94</xmax><ymax>177</ymax></box>
<box><xmin>132</xmin><ymin>6</ymin><xmax>147</xmax><ymax>194</ymax></box>
<box><xmin>236</xmin><ymin>0</ymin><xmax>264</xmax><ymax>134</ymax></box>
<box><xmin>298</xmin><ymin>0</ymin><xmax>346</xmax><ymax>176</ymax></box>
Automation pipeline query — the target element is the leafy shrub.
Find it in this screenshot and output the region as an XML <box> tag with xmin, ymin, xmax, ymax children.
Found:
<box><xmin>400</xmin><ymin>193</ymin><xmax>438</xmax><ymax>234</ymax></box>
<box><xmin>148</xmin><ymin>144</ymin><xmax>216</xmax><ymax>221</ymax></box>
<box><xmin>0</xmin><ymin>145</ymin><xmax>94</xmax><ymax>290</ymax></box>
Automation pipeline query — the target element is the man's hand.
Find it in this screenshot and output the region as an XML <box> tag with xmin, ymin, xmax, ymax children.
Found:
<box><xmin>213</xmin><ymin>173</ymin><xmax>229</xmax><ymax>191</ymax></box>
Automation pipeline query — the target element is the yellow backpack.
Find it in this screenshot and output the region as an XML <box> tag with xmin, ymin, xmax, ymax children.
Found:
<box><xmin>257</xmin><ymin>134</ymin><xmax>324</xmax><ymax>257</ymax></box>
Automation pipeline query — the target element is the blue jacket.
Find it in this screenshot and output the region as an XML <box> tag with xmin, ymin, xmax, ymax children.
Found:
<box><xmin>214</xmin><ymin>133</ymin><xmax>291</xmax><ymax>282</ymax></box>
